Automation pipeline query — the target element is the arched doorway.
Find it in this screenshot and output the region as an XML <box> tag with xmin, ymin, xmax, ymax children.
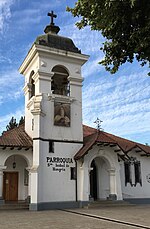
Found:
<box><xmin>90</xmin><ymin>157</ymin><xmax>110</xmax><ymax>200</ymax></box>
<box><xmin>90</xmin><ymin>160</ymin><xmax>97</xmax><ymax>200</ymax></box>
<box><xmin>3</xmin><ymin>155</ymin><xmax>29</xmax><ymax>201</ymax></box>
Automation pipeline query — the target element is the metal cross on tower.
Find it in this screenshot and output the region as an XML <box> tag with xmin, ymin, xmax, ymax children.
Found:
<box><xmin>94</xmin><ymin>118</ymin><xmax>103</xmax><ymax>131</ymax></box>
<box><xmin>47</xmin><ymin>10</ymin><xmax>57</xmax><ymax>25</ymax></box>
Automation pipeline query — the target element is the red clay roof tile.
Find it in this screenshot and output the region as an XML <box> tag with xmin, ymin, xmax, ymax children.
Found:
<box><xmin>0</xmin><ymin>124</ymin><xmax>32</xmax><ymax>148</ymax></box>
<box><xmin>1</xmin><ymin>124</ymin><xmax>149</xmax><ymax>158</ymax></box>
<box><xmin>75</xmin><ymin>125</ymin><xmax>150</xmax><ymax>160</ymax></box>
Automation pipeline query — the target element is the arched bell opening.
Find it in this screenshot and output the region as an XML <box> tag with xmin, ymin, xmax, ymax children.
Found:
<box><xmin>3</xmin><ymin>155</ymin><xmax>29</xmax><ymax>202</ymax></box>
<box><xmin>51</xmin><ymin>65</ymin><xmax>69</xmax><ymax>96</ymax></box>
<box><xmin>29</xmin><ymin>70</ymin><xmax>35</xmax><ymax>99</ymax></box>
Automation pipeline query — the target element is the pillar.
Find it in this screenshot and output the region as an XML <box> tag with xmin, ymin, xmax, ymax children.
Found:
<box><xmin>29</xmin><ymin>165</ymin><xmax>39</xmax><ymax>211</ymax></box>
<box><xmin>88</xmin><ymin>167</ymin><xmax>93</xmax><ymax>201</ymax></box>
<box><xmin>26</xmin><ymin>167</ymin><xmax>32</xmax><ymax>203</ymax></box>
<box><xmin>0</xmin><ymin>166</ymin><xmax>7</xmax><ymax>204</ymax></box>
<box><xmin>108</xmin><ymin>168</ymin><xmax>117</xmax><ymax>200</ymax></box>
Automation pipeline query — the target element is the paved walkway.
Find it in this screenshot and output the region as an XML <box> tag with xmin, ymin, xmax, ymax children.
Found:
<box><xmin>0</xmin><ymin>205</ymin><xmax>150</xmax><ymax>228</ymax></box>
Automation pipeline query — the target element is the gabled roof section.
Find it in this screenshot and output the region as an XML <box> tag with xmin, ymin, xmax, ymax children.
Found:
<box><xmin>75</xmin><ymin>125</ymin><xmax>150</xmax><ymax>160</ymax></box>
<box><xmin>83</xmin><ymin>125</ymin><xmax>96</xmax><ymax>137</ymax></box>
<box><xmin>0</xmin><ymin>124</ymin><xmax>32</xmax><ymax>149</ymax></box>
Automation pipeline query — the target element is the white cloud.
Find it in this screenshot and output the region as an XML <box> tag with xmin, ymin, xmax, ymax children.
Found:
<box><xmin>13</xmin><ymin>8</ymin><xmax>42</xmax><ymax>27</ymax></box>
<box><xmin>82</xmin><ymin>68</ymin><xmax>150</xmax><ymax>143</ymax></box>
<box><xmin>0</xmin><ymin>0</ymin><xmax>15</xmax><ymax>33</ymax></box>
<box><xmin>0</xmin><ymin>55</ymin><xmax>12</xmax><ymax>64</ymax></box>
<box><xmin>0</xmin><ymin>0</ymin><xmax>149</xmax><ymax>145</ymax></box>
<box><xmin>8</xmin><ymin>0</ymin><xmax>63</xmax><ymax>32</ymax></box>
<box><xmin>61</xmin><ymin>23</ymin><xmax>104</xmax><ymax>54</ymax></box>
<box><xmin>0</xmin><ymin>69</ymin><xmax>24</xmax><ymax>104</ymax></box>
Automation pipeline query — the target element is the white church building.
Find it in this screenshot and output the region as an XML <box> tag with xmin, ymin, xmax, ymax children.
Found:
<box><xmin>0</xmin><ymin>12</ymin><xmax>150</xmax><ymax>211</ymax></box>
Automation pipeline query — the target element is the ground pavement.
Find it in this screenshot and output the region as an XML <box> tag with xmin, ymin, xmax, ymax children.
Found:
<box><xmin>0</xmin><ymin>205</ymin><xmax>150</xmax><ymax>228</ymax></box>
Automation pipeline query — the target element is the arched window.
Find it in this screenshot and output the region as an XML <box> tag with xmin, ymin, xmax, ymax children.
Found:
<box><xmin>51</xmin><ymin>66</ymin><xmax>69</xmax><ymax>96</ymax></box>
<box><xmin>29</xmin><ymin>71</ymin><xmax>35</xmax><ymax>99</ymax></box>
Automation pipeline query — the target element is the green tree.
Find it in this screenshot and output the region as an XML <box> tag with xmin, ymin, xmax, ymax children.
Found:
<box><xmin>19</xmin><ymin>116</ymin><xmax>25</xmax><ymax>125</ymax></box>
<box><xmin>6</xmin><ymin>117</ymin><xmax>18</xmax><ymax>131</ymax></box>
<box><xmin>67</xmin><ymin>0</ymin><xmax>150</xmax><ymax>74</ymax></box>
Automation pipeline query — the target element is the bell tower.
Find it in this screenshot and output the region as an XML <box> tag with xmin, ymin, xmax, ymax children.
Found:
<box><xmin>19</xmin><ymin>12</ymin><xmax>89</xmax><ymax>210</ymax></box>
<box><xmin>19</xmin><ymin>11</ymin><xmax>88</xmax><ymax>142</ymax></box>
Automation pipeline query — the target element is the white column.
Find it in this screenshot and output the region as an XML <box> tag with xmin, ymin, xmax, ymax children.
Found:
<box><xmin>0</xmin><ymin>166</ymin><xmax>7</xmax><ymax>203</ymax></box>
<box><xmin>26</xmin><ymin>167</ymin><xmax>32</xmax><ymax>201</ymax></box>
<box><xmin>108</xmin><ymin>168</ymin><xmax>117</xmax><ymax>200</ymax></box>
<box><xmin>116</xmin><ymin>165</ymin><xmax>123</xmax><ymax>200</ymax></box>
<box><xmin>80</xmin><ymin>163</ymin><xmax>89</xmax><ymax>202</ymax></box>
<box><xmin>77</xmin><ymin>160</ymin><xmax>83</xmax><ymax>201</ymax></box>
<box><xmin>29</xmin><ymin>165</ymin><xmax>39</xmax><ymax>210</ymax></box>
<box><xmin>88</xmin><ymin>167</ymin><xmax>93</xmax><ymax>201</ymax></box>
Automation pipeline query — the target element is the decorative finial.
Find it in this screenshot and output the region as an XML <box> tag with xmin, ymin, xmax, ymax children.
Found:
<box><xmin>44</xmin><ymin>11</ymin><xmax>60</xmax><ymax>34</ymax></box>
<box><xmin>47</xmin><ymin>10</ymin><xmax>57</xmax><ymax>26</ymax></box>
<box><xmin>94</xmin><ymin>118</ymin><xmax>103</xmax><ymax>131</ymax></box>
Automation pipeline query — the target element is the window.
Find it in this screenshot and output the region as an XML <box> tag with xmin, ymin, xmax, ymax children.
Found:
<box><xmin>124</xmin><ymin>162</ymin><xmax>131</xmax><ymax>186</ymax></box>
<box><xmin>32</xmin><ymin>119</ymin><xmax>34</xmax><ymax>131</ymax></box>
<box><xmin>51</xmin><ymin>66</ymin><xmax>69</xmax><ymax>96</ymax></box>
<box><xmin>70</xmin><ymin>167</ymin><xmax>76</xmax><ymax>180</ymax></box>
<box><xmin>49</xmin><ymin>141</ymin><xmax>54</xmax><ymax>153</ymax></box>
<box><xmin>124</xmin><ymin>159</ymin><xmax>142</xmax><ymax>187</ymax></box>
<box><xmin>134</xmin><ymin>161</ymin><xmax>142</xmax><ymax>186</ymax></box>
<box><xmin>31</xmin><ymin>79</ymin><xmax>35</xmax><ymax>97</ymax></box>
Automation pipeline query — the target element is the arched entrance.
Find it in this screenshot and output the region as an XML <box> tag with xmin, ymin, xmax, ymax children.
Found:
<box><xmin>90</xmin><ymin>157</ymin><xmax>110</xmax><ymax>200</ymax></box>
<box><xmin>3</xmin><ymin>155</ymin><xmax>29</xmax><ymax>201</ymax></box>
<box><xmin>90</xmin><ymin>160</ymin><xmax>97</xmax><ymax>200</ymax></box>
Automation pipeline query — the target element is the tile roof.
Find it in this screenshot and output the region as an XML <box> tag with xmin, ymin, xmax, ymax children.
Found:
<box><xmin>75</xmin><ymin>125</ymin><xmax>150</xmax><ymax>160</ymax></box>
<box><xmin>0</xmin><ymin>123</ymin><xmax>150</xmax><ymax>159</ymax></box>
<box><xmin>0</xmin><ymin>124</ymin><xmax>32</xmax><ymax>149</ymax></box>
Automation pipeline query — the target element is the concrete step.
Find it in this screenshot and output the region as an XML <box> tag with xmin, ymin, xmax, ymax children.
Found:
<box><xmin>0</xmin><ymin>202</ymin><xmax>29</xmax><ymax>210</ymax></box>
<box><xmin>86</xmin><ymin>200</ymin><xmax>134</xmax><ymax>209</ymax></box>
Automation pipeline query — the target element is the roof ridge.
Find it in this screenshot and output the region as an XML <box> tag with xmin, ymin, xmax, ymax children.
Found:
<box><xmin>99</xmin><ymin>131</ymin><xmax>116</xmax><ymax>142</ymax></box>
<box><xmin>103</xmin><ymin>130</ymin><xmax>149</xmax><ymax>148</ymax></box>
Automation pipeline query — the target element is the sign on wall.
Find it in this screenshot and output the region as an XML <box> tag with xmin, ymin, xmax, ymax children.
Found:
<box><xmin>46</xmin><ymin>156</ymin><xmax>73</xmax><ymax>172</ymax></box>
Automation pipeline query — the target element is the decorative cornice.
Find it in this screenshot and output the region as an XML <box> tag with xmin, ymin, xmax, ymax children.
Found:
<box><xmin>30</xmin><ymin>165</ymin><xmax>39</xmax><ymax>172</ymax></box>
<box><xmin>31</xmin><ymin>110</ymin><xmax>46</xmax><ymax>117</ymax></box>
<box><xmin>68</xmin><ymin>76</ymin><xmax>83</xmax><ymax>82</ymax></box>
<box><xmin>27</xmin><ymin>96</ymin><xmax>35</xmax><ymax>109</ymax></box>
<box><xmin>23</xmin><ymin>83</ymin><xmax>32</xmax><ymax>95</ymax></box>
<box><xmin>68</xmin><ymin>76</ymin><xmax>83</xmax><ymax>87</ymax></box>
<box><xmin>30</xmin><ymin>94</ymin><xmax>46</xmax><ymax>116</ymax></box>
<box><xmin>38</xmin><ymin>70</ymin><xmax>53</xmax><ymax>82</ymax></box>
<box><xmin>48</xmin><ymin>93</ymin><xmax>75</xmax><ymax>103</ymax></box>
<box><xmin>0</xmin><ymin>166</ymin><xmax>7</xmax><ymax>171</ymax></box>
<box><xmin>19</xmin><ymin>45</ymin><xmax>38</xmax><ymax>75</ymax></box>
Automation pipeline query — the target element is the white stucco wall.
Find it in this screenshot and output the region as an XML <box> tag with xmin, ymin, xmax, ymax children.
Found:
<box><xmin>37</xmin><ymin>141</ymin><xmax>82</xmax><ymax>202</ymax></box>
<box><xmin>21</xmin><ymin>45</ymin><xmax>88</xmax><ymax>142</ymax></box>
<box><xmin>0</xmin><ymin>148</ymin><xmax>32</xmax><ymax>200</ymax></box>
<box><xmin>77</xmin><ymin>145</ymin><xmax>123</xmax><ymax>202</ymax></box>
<box><xmin>120</xmin><ymin>150</ymin><xmax>150</xmax><ymax>199</ymax></box>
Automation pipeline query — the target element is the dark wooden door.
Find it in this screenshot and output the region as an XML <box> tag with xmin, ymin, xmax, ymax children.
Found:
<box><xmin>3</xmin><ymin>172</ymin><xmax>18</xmax><ymax>201</ymax></box>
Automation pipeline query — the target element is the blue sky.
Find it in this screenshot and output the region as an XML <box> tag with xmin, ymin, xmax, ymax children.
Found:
<box><xmin>0</xmin><ymin>0</ymin><xmax>150</xmax><ymax>144</ymax></box>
